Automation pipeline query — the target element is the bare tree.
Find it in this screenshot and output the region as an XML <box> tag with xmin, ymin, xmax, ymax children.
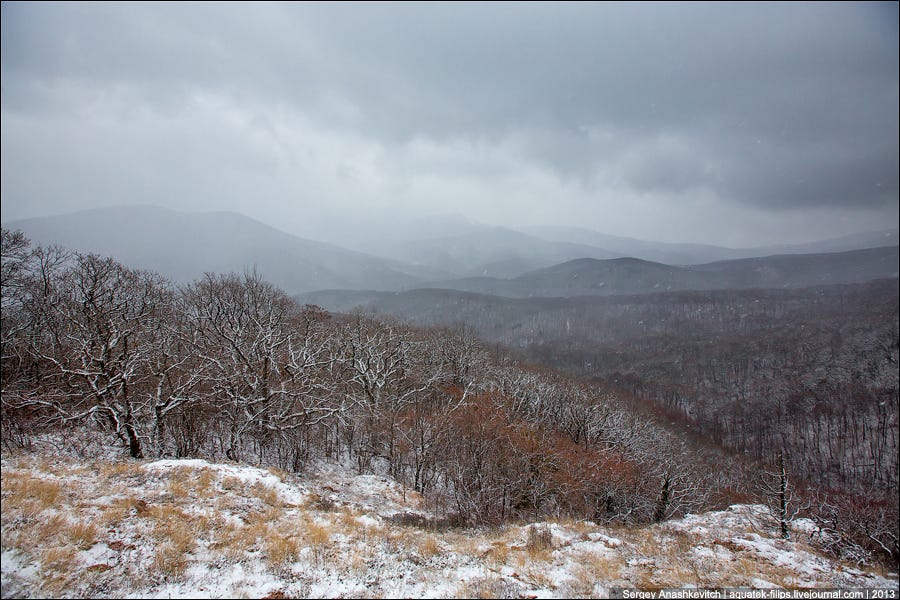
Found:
<box><xmin>181</xmin><ymin>270</ymin><xmax>336</xmax><ymax>464</ymax></box>
<box><xmin>24</xmin><ymin>254</ymin><xmax>170</xmax><ymax>458</ymax></box>
<box><xmin>757</xmin><ymin>452</ymin><xmax>807</xmax><ymax>539</ymax></box>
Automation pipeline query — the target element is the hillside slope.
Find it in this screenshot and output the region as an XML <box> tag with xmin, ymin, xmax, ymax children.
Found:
<box><xmin>1</xmin><ymin>444</ymin><xmax>896</xmax><ymax>598</ymax></box>
<box><xmin>5</xmin><ymin>206</ymin><xmax>434</xmax><ymax>294</ymax></box>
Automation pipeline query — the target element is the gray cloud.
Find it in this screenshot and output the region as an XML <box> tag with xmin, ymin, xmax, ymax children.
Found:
<box><xmin>2</xmin><ymin>2</ymin><xmax>897</xmax><ymax>246</ymax></box>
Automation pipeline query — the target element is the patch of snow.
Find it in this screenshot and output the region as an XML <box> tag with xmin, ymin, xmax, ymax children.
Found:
<box><xmin>142</xmin><ymin>458</ymin><xmax>308</xmax><ymax>505</ymax></box>
<box><xmin>790</xmin><ymin>517</ymin><xmax>820</xmax><ymax>535</ymax></box>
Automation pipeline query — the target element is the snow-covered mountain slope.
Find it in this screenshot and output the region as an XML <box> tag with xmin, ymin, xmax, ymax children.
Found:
<box><xmin>2</xmin><ymin>448</ymin><xmax>896</xmax><ymax>598</ymax></box>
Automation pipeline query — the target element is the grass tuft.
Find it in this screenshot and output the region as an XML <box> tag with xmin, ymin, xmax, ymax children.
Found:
<box><xmin>525</xmin><ymin>524</ymin><xmax>554</xmax><ymax>560</ymax></box>
<box><xmin>67</xmin><ymin>520</ymin><xmax>98</xmax><ymax>549</ymax></box>
<box><xmin>265</xmin><ymin>530</ymin><xmax>301</xmax><ymax>567</ymax></box>
<box><xmin>152</xmin><ymin>542</ymin><xmax>188</xmax><ymax>581</ymax></box>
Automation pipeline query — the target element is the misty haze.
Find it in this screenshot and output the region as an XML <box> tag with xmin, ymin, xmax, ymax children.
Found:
<box><xmin>1</xmin><ymin>3</ymin><xmax>898</xmax><ymax>598</ymax></box>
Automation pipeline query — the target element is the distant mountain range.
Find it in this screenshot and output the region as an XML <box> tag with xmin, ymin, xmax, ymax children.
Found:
<box><xmin>5</xmin><ymin>205</ymin><xmax>897</xmax><ymax>296</ymax></box>
<box><xmin>297</xmin><ymin>247</ymin><xmax>899</xmax><ymax>315</ymax></box>
<box><xmin>523</xmin><ymin>225</ymin><xmax>899</xmax><ymax>266</ymax></box>
<box><xmin>364</xmin><ymin>226</ymin><xmax>621</xmax><ymax>278</ymax></box>
<box><xmin>414</xmin><ymin>247</ymin><xmax>900</xmax><ymax>298</ymax></box>
<box><xmin>4</xmin><ymin>206</ymin><xmax>438</xmax><ymax>294</ymax></box>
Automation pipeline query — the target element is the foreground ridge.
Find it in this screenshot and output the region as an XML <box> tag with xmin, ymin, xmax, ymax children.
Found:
<box><xmin>2</xmin><ymin>450</ymin><xmax>896</xmax><ymax>598</ymax></box>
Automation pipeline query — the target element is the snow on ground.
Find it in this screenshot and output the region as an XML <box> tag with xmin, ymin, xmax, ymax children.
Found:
<box><xmin>2</xmin><ymin>450</ymin><xmax>897</xmax><ymax>598</ymax></box>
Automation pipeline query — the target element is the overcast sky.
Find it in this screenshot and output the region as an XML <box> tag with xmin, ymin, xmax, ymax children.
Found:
<box><xmin>2</xmin><ymin>2</ymin><xmax>897</xmax><ymax>247</ymax></box>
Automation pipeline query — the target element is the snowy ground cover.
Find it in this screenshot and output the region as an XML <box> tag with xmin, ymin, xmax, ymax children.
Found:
<box><xmin>2</xmin><ymin>445</ymin><xmax>897</xmax><ymax>598</ymax></box>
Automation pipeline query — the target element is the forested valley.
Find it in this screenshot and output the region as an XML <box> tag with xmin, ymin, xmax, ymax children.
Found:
<box><xmin>2</xmin><ymin>228</ymin><xmax>898</xmax><ymax>568</ymax></box>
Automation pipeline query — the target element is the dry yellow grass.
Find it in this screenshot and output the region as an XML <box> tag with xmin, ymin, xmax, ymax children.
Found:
<box><xmin>525</xmin><ymin>525</ymin><xmax>554</xmax><ymax>561</ymax></box>
<box><xmin>251</xmin><ymin>481</ymin><xmax>282</xmax><ymax>507</ymax></box>
<box><xmin>302</xmin><ymin>491</ymin><xmax>338</xmax><ymax>512</ymax></box>
<box><xmin>306</xmin><ymin>521</ymin><xmax>331</xmax><ymax>546</ymax></box>
<box><xmin>255</xmin><ymin>504</ymin><xmax>285</xmax><ymax>525</ymax></box>
<box><xmin>97</xmin><ymin>496</ymin><xmax>145</xmax><ymax>527</ymax></box>
<box><xmin>221</xmin><ymin>476</ymin><xmax>246</xmax><ymax>493</ymax></box>
<box><xmin>214</xmin><ymin>494</ymin><xmax>239</xmax><ymax>514</ymax></box>
<box><xmin>152</xmin><ymin>542</ymin><xmax>188</xmax><ymax>581</ymax></box>
<box><xmin>572</xmin><ymin>549</ymin><xmax>625</xmax><ymax>584</ymax></box>
<box><xmin>7</xmin><ymin>476</ymin><xmax>63</xmax><ymax>509</ymax></box>
<box><xmin>306</xmin><ymin>520</ymin><xmax>332</xmax><ymax>562</ymax></box>
<box><xmin>147</xmin><ymin>505</ymin><xmax>196</xmax><ymax>554</ymax></box>
<box><xmin>147</xmin><ymin>503</ymin><xmax>189</xmax><ymax>524</ymax></box>
<box><xmin>215</xmin><ymin>519</ymin><xmax>270</xmax><ymax>557</ymax></box>
<box><xmin>98</xmin><ymin>461</ymin><xmax>142</xmax><ymax>481</ymax></box>
<box><xmin>209</xmin><ymin>521</ymin><xmax>250</xmax><ymax>563</ymax></box>
<box><xmin>646</xmin><ymin>561</ymin><xmax>699</xmax><ymax>588</ymax></box>
<box><xmin>334</xmin><ymin>506</ymin><xmax>364</xmax><ymax>534</ymax></box>
<box><xmin>38</xmin><ymin>546</ymin><xmax>78</xmax><ymax>596</ymax></box>
<box><xmin>417</xmin><ymin>535</ymin><xmax>440</xmax><ymax>559</ymax></box>
<box><xmin>560</xmin><ymin>565</ymin><xmax>597</xmax><ymax>598</ymax></box>
<box><xmin>483</xmin><ymin>541</ymin><xmax>511</xmax><ymax>566</ymax></box>
<box><xmin>67</xmin><ymin>520</ymin><xmax>98</xmax><ymax>549</ymax></box>
<box><xmin>265</xmin><ymin>530</ymin><xmax>301</xmax><ymax>567</ymax></box>
<box><xmin>39</xmin><ymin>545</ymin><xmax>77</xmax><ymax>575</ymax></box>
<box><xmin>267</xmin><ymin>466</ymin><xmax>289</xmax><ymax>481</ymax></box>
<box><xmin>35</xmin><ymin>513</ymin><xmax>69</xmax><ymax>544</ymax></box>
<box><xmin>0</xmin><ymin>468</ymin><xmax>28</xmax><ymax>491</ymax></box>
<box><xmin>444</xmin><ymin>529</ymin><xmax>488</xmax><ymax>558</ymax></box>
<box><xmin>35</xmin><ymin>455</ymin><xmax>76</xmax><ymax>477</ymax></box>
<box><xmin>167</xmin><ymin>478</ymin><xmax>189</xmax><ymax>499</ymax></box>
<box><xmin>163</xmin><ymin>521</ymin><xmax>195</xmax><ymax>554</ymax></box>
<box><xmin>195</xmin><ymin>468</ymin><xmax>216</xmax><ymax>497</ymax></box>
<box><xmin>4</xmin><ymin>452</ymin><xmax>870</xmax><ymax>597</ymax></box>
<box><xmin>14</xmin><ymin>514</ymin><xmax>96</xmax><ymax>553</ymax></box>
<box><xmin>344</xmin><ymin>544</ymin><xmax>376</xmax><ymax>577</ymax></box>
<box><xmin>666</xmin><ymin>530</ymin><xmax>698</xmax><ymax>555</ymax></box>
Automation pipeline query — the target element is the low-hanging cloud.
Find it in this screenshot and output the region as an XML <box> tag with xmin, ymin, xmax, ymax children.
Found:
<box><xmin>2</xmin><ymin>2</ymin><xmax>897</xmax><ymax>246</ymax></box>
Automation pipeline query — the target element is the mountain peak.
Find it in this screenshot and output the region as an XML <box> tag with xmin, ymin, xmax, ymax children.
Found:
<box><xmin>5</xmin><ymin>205</ymin><xmax>430</xmax><ymax>294</ymax></box>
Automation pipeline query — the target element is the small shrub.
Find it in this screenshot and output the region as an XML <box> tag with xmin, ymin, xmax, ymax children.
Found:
<box><xmin>459</xmin><ymin>575</ymin><xmax>520</xmax><ymax>599</ymax></box>
<box><xmin>526</xmin><ymin>525</ymin><xmax>554</xmax><ymax>560</ymax></box>
<box><xmin>485</xmin><ymin>541</ymin><xmax>510</xmax><ymax>565</ymax></box>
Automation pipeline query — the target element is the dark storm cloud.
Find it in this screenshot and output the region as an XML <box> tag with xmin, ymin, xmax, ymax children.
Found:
<box><xmin>1</xmin><ymin>2</ymin><xmax>897</xmax><ymax>245</ymax></box>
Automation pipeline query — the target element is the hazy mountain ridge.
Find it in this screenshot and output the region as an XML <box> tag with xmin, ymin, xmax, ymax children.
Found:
<box><xmin>525</xmin><ymin>225</ymin><xmax>900</xmax><ymax>266</ymax></box>
<box><xmin>414</xmin><ymin>247</ymin><xmax>900</xmax><ymax>298</ymax></box>
<box><xmin>368</xmin><ymin>223</ymin><xmax>899</xmax><ymax>278</ymax></box>
<box><xmin>5</xmin><ymin>206</ymin><xmax>440</xmax><ymax>294</ymax></box>
<box><xmin>6</xmin><ymin>206</ymin><xmax>897</xmax><ymax>295</ymax></box>
<box><xmin>361</xmin><ymin>226</ymin><xmax>623</xmax><ymax>278</ymax></box>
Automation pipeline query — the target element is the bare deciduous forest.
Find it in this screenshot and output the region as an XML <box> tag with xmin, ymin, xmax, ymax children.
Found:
<box><xmin>3</xmin><ymin>228</ymin><xmax>897</xmax><ymax>567</ymax></box>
